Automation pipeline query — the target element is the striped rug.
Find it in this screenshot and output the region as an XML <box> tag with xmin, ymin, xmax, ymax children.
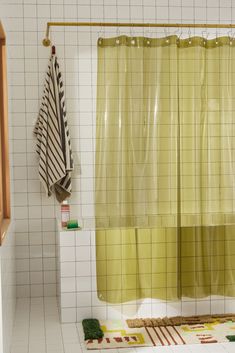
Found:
<box><xmin>86</xmin><ymin>320</ymin><xmax>235</xmax><ymax>349</ymax></box>
<box><xmin>145</xmin><ymin>325</ymin><xmax>186</xmax><ymax>346</ymax></box>
<box><xmin>144</xmin><ymin>321</ymin><xmax>235</xmax><ymax>346</ymax></box>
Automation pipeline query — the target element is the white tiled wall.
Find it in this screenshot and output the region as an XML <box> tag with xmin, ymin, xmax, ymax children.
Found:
<box><xmin>0</xmin><ymin>223</ymin><xmax>16</xmax><ymax>353</ymax></box>
<box><xmin>57</xmin><ymin>228</ymin><xmax>235</xmax><ymax>323</ymax></box>
<box><xmin>1</xmin><ymin>0</ymin><xmax>235</xmax><ymax>305</ymax></box>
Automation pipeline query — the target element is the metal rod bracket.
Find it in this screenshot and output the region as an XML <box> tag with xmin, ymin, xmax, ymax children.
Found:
<box><xmin>42</xmin><ymin>22</ymin><xmax>235</xmax><ymax>47</ymax></box>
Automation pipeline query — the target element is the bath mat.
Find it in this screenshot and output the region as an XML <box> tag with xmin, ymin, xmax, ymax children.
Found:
<box><xmin>85</xmin><ymin>320</ymin><xmax>153</xmax><ymax>349</ymax></box>
<box><xmin>146</xmin><ymin>320</ymin><xmax>235</xmax><ymax>346</ymax></box>
<box><xmin>86</xmin><ymin>319</ymin><xmax>235</xmax><ymax>349</ymax></box>
<box><xmin>127</xmin><ymin>313</ymin><xmax>235</xmax><ymax>328</ymax></box>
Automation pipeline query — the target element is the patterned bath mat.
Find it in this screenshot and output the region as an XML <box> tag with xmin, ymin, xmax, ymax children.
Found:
<box><xmin>85</xmin><ymin>320</ymin><xmax>153</xmax><ymax>349</ymax></box>
<box><xmin>85</xmin><ymin>320</ymin><xmax>235</xmax><ymax>349</ymax></box>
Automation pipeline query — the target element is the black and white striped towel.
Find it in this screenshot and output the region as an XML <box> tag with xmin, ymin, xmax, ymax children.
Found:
<box><xmin>34</xmin><ymin>53</ymin><xmax>74</xmax><ymax>203</ymax></box>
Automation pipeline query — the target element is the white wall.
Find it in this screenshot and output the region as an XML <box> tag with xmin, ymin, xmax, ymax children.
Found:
<box><xmin>1</xmin><ymin>0</ymin><xmax>235</xmax><ymax>305</ymax></box>
<box><xmin>0</xmin><ymin>224</ymin><xmax>16</xmax><ymax>353</ymax></box>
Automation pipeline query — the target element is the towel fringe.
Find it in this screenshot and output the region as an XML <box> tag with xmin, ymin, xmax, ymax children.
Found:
<box><xmin>127</xmin><ymin>314</ymin><xmax>235</xmax><ymax>328</ymax></box>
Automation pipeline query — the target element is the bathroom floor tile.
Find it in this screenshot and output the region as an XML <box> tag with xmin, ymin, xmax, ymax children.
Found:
<box><xmin>10</xmin><ymin>297</ymin><xmax>233</xmax><ymax>353</ymax></box>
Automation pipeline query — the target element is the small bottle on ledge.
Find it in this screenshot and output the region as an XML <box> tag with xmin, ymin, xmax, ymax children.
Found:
<box><xmin>61</xmin><ymin>200</ymin><xmax>70</xmax><ymax>228</ymax></box>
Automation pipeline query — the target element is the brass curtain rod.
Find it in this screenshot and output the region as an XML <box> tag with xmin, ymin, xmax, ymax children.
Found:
<box><xmin>42</xmin><ymin>21</ymin><xmax>235</xmax><ymax>47</ymax></box>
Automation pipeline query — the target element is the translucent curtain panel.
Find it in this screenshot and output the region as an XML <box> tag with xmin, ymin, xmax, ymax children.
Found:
<box><xmin>95</xmin><ymin>36</ymin><xmax>235</xmax><ymax>303</ymax></box>
<box><xmin>96</xmin><ymin>228</ymin><xmax>178</xmax><ymax>303</ymax></box>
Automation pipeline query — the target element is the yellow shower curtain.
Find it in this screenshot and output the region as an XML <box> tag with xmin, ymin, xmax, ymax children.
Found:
<box><xmin>95</xmin><ymin>35</ymin><xmax>235</xmax><ymax>303</ymax></box>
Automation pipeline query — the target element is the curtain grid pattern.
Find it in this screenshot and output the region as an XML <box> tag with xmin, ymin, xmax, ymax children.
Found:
<box><xmin>95</xmin><ymin>35</ymin><xmax>235</xmax><ymax>303</ymax></box>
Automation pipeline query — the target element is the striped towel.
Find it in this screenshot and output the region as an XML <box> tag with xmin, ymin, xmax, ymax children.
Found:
<box><xmin>34</xmin><ymin>53</ymin><xmax>74</xmax><ymax>203</ymax></box>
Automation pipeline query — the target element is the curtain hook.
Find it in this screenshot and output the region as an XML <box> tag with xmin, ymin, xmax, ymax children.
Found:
<box><xmin>177</xmin><ymin>25</ymin><xmax>183</xmax><ymax>44</ymax></box>
<box><xmin>164</xmin><ymin>27</ymin><xmax>168</xmax><ymax>37</ymax></box>
<box><xmin>231</xmin><ymin>30</ymin><xmax>235</xmax><ymax>44</ymax></box>
<box><xmin>164</xmin><ymin>27</ymin><xmax>169</xmax><ymax>43</ymax></box>
<box><xmin>115</xmin><ymin>26</ymin><xmax>121</xmax><ymax>45</ymax></box>
<box><xmin>130</xmin><ymin>23</ymin><xmax>136</xmax><ymax>45</ymax></box>
<box><xmin>175</xmin><ymin>25</ymin><xmax>180</xmax><ymax>44</ymax></box>
<box><xmin>179</xmin><ymin>26</ymin><xmax>183</xmax><ymax>39</ymax></box>
<box><xmin>201</xmin><ymin>29</ymin><xmax>208</xmax><ymax>46</ymax></box>
<box><xmin>188</xmin><ymin>27</ymin><xmax>192</xmax><ymax>44</ymax></box>
<box><xmin>116</xmin><ymin>25</ymin><xmax>120</xmax><ymax>37</ymax></box>
<box><xmin>174</xmin><ymin>25</ymin><xmax>179</xmax><ymax>36</ymax></box>
<box><xmin>130</xmin><ymin>23</ymin><xmax>134</xmax><ymax>37</ymax></box>
<box><xmin>227</xmin><ymin>26</ymin><xmax>232</xmax><ymax>43</ymax></box>
<box><xmin>116</xmin><ymin>26</ymin><xmax>122</xmax><ymax>45</ymax></box>
<box><xmin>145</xmin><ymin>23</ymin><xmax>151</xmax><ymax>45</ymax></box>
<box><xmin>98</xmin><ymin>25</ymin><xmax>104</xmax><ymax>46</ymax></box>
<box><xmin>148</xmin><ymin>22</ymin><xmax>151</xmax><ymax>38</ymax></box>
<box><xmin>145</xmin><ymin>23</ymin><xmax>151</xmax><ymax>46</ymax></box>
<box><xmin>215</xmin><ymin>28</ymin><xmax>219</xmax><ymax>45</ymax></box>
<box><xmin>98</xmin><ymin>24</ymin><xmax>104</xmax><ymax>39</ymax></box>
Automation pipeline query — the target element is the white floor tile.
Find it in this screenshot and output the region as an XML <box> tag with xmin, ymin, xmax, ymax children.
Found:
<box><xmin>28</xmin><ymin>348</ymin><xmax>46</xmax><ymax>353</ymax></box>
<box><xmin>221</xmin><ymin>343</ymin><xmax>235</xmax><ymax>353</ymax></box>
<box><xmin>168</xmin><ymin>346</ymin><xmax>191</xmax><ymax>353</ymax></box>
<box><xmin>62</xmin><ymin>323</ymin><xmax>80</xmax><ymax>343</ymax></box>
<box><xmin>64</xmin><ymin>343</ymin><xmax>83</xmax><ymax>353</ymax></box>
<box><xmin>10</xmin><ymin>343</ymin><xmax>28</xmax><ymax>353</ymax></box>
<box><xmin>204</xmin><ymin>343</ymin><xmax>227</xmax><ymax>353</ymax></box>
<box><xmin>46</xmin><ymin>343</ymin><xmax>65</xmax><ymax>353</ymax></box>
<box><xmin>152</xmin><ymin>348</ymin><xmax>173</xmax><ymax>352</ymax></box>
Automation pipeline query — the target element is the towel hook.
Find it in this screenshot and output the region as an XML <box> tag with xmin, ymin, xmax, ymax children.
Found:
<box><xmin>52</xmin><ymin>45</ymin><xmax>56</xmax><ymax>55</ymax></box>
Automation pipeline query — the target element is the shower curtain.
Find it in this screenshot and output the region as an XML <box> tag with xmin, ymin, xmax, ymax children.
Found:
<box><xmin>95</xmin><ymin>35</ymin><xmax>235</xmax><ymax>303</ymax></box>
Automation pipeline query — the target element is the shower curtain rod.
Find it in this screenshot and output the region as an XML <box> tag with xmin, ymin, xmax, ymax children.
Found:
<box><xmin>42</xmin><ymin>21</ymin><xmax>235</xmax><ymax>47</ymax></box>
